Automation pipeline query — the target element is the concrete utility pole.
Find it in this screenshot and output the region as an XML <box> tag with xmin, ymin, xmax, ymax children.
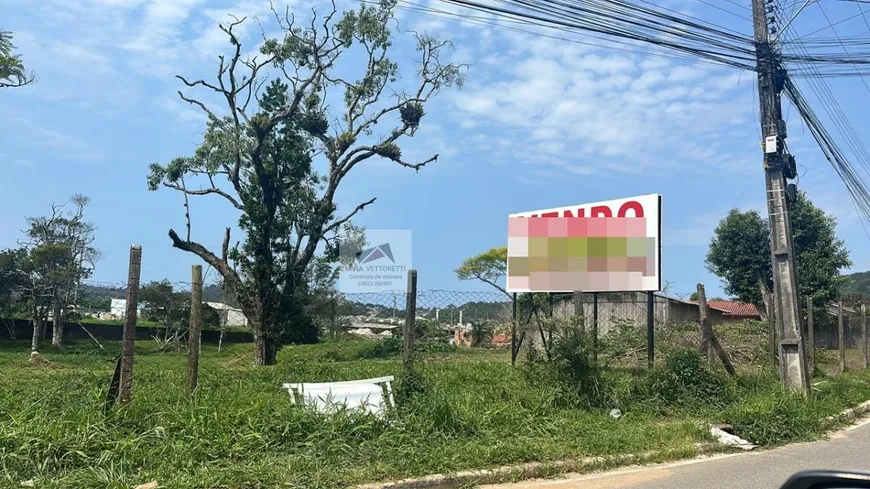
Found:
<box><xmin>751</xmin><ymin>0</ymin><xmax>809</xmax><ymax>392</ymax></box>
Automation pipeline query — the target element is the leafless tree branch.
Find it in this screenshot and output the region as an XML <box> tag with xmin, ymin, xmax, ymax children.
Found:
<box><xmin>162</xmin><ymin>182</ymin><xmax>244</xmax><ymax>210</ymax></box>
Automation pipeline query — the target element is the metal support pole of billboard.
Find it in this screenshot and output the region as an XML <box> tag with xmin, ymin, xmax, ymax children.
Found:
<box><xmin>592</xmin><ymin>292</ymin><xmax>599</xmax><ymax>364</ymax></box>
<box><xmin>511</xmin><ymin>292</ymin><xmax>518</xmax><ymax>366</ymax></box>
<box><xmin>647</xmin><ymin>291</ymin><xmax>655</xmax><ymax>368</ymax></box>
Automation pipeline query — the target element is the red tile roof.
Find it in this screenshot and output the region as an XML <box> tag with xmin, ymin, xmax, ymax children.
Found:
<box><xmin>706</xmin><ymin>301</ymin><xmax>761</xmax><ymax>318</ymax></box>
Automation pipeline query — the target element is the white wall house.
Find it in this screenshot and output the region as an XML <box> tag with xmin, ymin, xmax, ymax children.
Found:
<box><xmin>109</xmin><ymin>298</ymin><xmax>145</xmax><ymax>318</ymax></box>
<box><xmin>205</xmin><ymin>302</ymin><xmax>248</xmax><ymax>327</ymax></box>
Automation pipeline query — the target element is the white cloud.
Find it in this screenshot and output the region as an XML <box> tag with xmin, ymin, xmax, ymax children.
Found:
<box><xmin>0</xmin><ymin>111</ymin><xmax>106</xmax><ymax>162</ymax></box>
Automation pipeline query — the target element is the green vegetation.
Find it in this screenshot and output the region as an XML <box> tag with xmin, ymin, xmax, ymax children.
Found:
<box><xmin>3</xmin><ymin>327</ymin><xmax>870</xmax><ymax>488</ymax></box>
<box><xmin>842</xmin><ymin>271</ymin><xmax>870</xmax><ymax>296</ymax></box>
<box><xmin>0</xmin><ymin>30</ymin><xmax>36</xmax><ymax>88</ymax></box>
<box><xmin>707</xmin><ymin>191</ymin><xmax>851</xmax><ymax>315</ymax></box>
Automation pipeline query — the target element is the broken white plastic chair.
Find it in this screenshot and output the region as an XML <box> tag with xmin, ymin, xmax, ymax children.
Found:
<box><xmin>282</xmin><ymin>376</ymin><xmax>395</xmax><ymax>417</ymax></box>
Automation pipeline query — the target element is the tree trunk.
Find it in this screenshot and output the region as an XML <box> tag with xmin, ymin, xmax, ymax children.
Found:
<box><xmin>51</xmin><ymin>300</ymin><xmax>63</xmax><ymax>348</ymax></box>
<box><xmin>31</xmin><ymin>317</ymin><xmax>42</xmax><ymax>353</ymax></box>
<box><xmin>253</xmin><ymin>329</ymin><xmax>278</xmax><ymax>366</ymax></box>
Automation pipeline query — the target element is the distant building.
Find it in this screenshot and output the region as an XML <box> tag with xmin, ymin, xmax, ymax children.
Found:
<box><xmin>205</xmin><ymin>302</ymin><xmax>248</xmax><ymax>327</ymax></box>
<box><xmin>705</xmin><ymin>301</ymin><xmax>762</xmax><ymax>321</ymax></box>
<box><xmin>109</xmin><ymin>298</ymin><xmax>144</xmax><ymax>318</ymax></box>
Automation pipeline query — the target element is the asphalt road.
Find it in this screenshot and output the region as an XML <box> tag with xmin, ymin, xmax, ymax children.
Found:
<box><xmin>483</xmin><ymin>417</ymin><xmax>870</xmax><ymax>489</ymax></box>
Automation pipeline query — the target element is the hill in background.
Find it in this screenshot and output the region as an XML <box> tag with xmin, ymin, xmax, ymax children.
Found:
<box><xmin>842</xmin><ymin>271</ymin><xmax>870</xmax><ymax>295</ymax></box>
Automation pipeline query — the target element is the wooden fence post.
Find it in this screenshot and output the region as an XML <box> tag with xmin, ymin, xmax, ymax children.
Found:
<box><xmin>187</xmin><ymin>265</ymin><xmax>203</xmax><ymax>394</ymax></box>
<box><xmin>697</xmin><ymin>284</ymin><xmax>713</xmax><ymax>364</ymax></box>
<box><xmin>119</xmin><ymin>245</ymin><xmax>142</xmax><ymax>403</ymax></box>
<box><xmin>696</xmin><ymin>284</ymin><xmax>735</xmax><ymax>375</ymax></box>
<box><xmin>863</xmin><ymin>304</ymin><xmax>868</xmax><ymax>370</ymax></box>
<box><xmin>806</xmin><ymin>297</ymin><xmax>814</xmax><ymax>377</ymax></box>
<box><xmin>838</xmin><ymin>301</ymin><xmax>846</xmax><ymax>374</ymax></box>
<box><xmin>403</xmin><ymin>270</ymin><xmax>417</xmax><ymax>378</ymax></box>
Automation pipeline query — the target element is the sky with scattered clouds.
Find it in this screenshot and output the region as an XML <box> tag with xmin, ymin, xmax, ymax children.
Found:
<box><xmin>2</xmin><ymin>0</ymin><xmax>870</xmax><ymax>299</ymax></box>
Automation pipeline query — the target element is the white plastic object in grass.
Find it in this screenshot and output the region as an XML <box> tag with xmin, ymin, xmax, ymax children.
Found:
<box><xmin>282</xmin><ymin>376</ymin><xmax>395</xmax><ymax>417</ymax></box>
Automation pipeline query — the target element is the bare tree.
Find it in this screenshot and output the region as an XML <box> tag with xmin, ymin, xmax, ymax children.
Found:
<box><xmin>148</xmin><ymin>0</ymin><xmax>465</xmax><ymax>365</ymax></box>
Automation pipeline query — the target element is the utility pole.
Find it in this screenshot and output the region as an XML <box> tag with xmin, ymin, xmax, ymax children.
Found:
<box><xmin>751</xmin><ymin>0</ymin><xmax>809</xmax><ymax>392</ymax></box>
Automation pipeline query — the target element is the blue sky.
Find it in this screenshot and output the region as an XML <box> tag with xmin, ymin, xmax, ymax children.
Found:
<box><xmin>2</xmin><ymin>0</ymin><xmax>870</xmax><ymax>299</ymax></box>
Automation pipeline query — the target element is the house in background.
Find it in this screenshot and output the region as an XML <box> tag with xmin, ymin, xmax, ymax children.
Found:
<box><xmin>553</xmin><ymin>292</ymin><xmax>727</xmax><ymax>333</ymax></box>
<box><xmin>205</xmin><ymin>302</ymin><xmax>248</xmax><ymax>327</ymax></box>
<box><xmin>705</xmin><ymin>301</ymin><xmax>762</xmax><ymax>322</ymax></box>
<box><xmin>109</xmin><ymin>298</ymin><xmax>145</xmax><ymax>319</ymax></box>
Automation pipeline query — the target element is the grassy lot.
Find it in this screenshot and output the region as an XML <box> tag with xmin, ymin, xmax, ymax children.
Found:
<box><xmin>2</xmin><ymin>323</ymin><xmax>870</xmax><ymax>489</ymax></box>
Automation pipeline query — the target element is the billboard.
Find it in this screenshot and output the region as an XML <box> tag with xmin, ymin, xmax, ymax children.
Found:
<box><xmin>506</xmin><ymin>194</ymin><xmax>661</xmax><ymax>293</ymax></box>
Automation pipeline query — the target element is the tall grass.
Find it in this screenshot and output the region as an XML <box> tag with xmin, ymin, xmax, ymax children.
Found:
<box><xmin>1</xmin><ymin>333</ymin><xmax>870</xmax><ymax>488</ymax></box>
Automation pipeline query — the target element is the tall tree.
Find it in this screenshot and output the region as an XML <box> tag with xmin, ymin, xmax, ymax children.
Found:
<box><xmin>706</xmin><ymin>191</ymin><xmax>851</xmax><ymax>318</ymax></box>
<box><xmin>147</xmin><ymin>1</ymin><xmax>465</xmax><ymax>365</ymax></box>
<box><xmin>20</xmin><ymin>196</ymin><xmax>99</xmax><ymax>349</ymax></box>
<box><xmin>0</xmin><ymin>248</ymin><xmax>27</xmax><ymax>339</ymax></box>
<box><xmin>0</xmin><ymin>30</ymin><xmax>36</xmax><ymax>89</ymax></box>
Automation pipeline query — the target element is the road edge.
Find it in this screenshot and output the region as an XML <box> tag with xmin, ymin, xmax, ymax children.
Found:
<box><xmin>354</xmin><ymin>399</ymin><xmax>870</xmax><ymax>489</ymax></box>
<box><xmin>353</xmin><ymin>443</ymin><xmax>726</xmax><ymax>489</ymax></box>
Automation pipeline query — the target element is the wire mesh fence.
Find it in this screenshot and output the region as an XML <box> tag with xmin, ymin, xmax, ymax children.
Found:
<box><xmin>3</xmin><ymin>269</ymin><xmax>870</xmax><ymax>418</ymax></box>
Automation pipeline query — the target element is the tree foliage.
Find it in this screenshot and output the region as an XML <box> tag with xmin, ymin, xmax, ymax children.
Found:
<box><xmin>706</xmin><ymin>191</ymin><xmax>851</xmax><ymax>313</ymax></box>
<box><xmin>3</xmin><ymin>196</ymin><xmax>100</xmax><ymax>350</ymax></box>
<box><xmin>140</xmin><ymin>280</ymin><xmax>221</xmax><ymax>347</ymax></box>
<box><xmin>0</xmin><ymin>30</ymin><xmax>36</xmax><ymax>89</ymax></box>
<box><xmin>147</xmin><ymin>1</ymin><xmax>465</xmax><ymax>365</ymax></box>
<box><xmin>455</xmin><ymin>246</ymin><xmax>509</xmax><ymax>297</ymax></box>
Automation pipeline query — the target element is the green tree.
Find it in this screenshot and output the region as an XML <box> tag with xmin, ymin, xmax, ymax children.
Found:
<box><xmin>140</xmin><ymin>280</ymin><xmax>188</xmax><ymax>338</ymax></box>
<box><xmin>0</xmin><ymin>248</ymin><xmax>27</xmax><ymax>338</ymax></box>
<box><xmin>455</xmin><ymin>246</ymin><xmax>510</xmax><ymax>298</ymax></box>
<box><xmin>12</xmin><ymin>197</ymin><xmax>100</xmax><ymax>350</ymax></box>
<box><xmin>706</xmin><ymin>191</ymin><xmax>851</xmax><ymax>317</ymax></box>
<box><xmin>0</xmin><ymin>30</ymin><xmax>35</xmax><ymax>89</ymax></box>
<box><xmin>147</xmin><ymin>3</ymin><xmax>464</xmax><ymax>365</ymax></box>
<box><xmin>24</xmin><ymin>196</ymin><xmax>99</xmax><ymax>348</ymax></box>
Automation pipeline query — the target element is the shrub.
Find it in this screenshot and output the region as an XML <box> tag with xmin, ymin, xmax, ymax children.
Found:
<box><xmin>521</xmin><ymin>327</ymin><xmax>617</xmax><ymax>409</ymax></box>
<box><xmin>359</xmin><ymin>336</ymin><xmax>402</xmax><ymax>359</ymax></box>
<box><xmin>635</xmin><ymin>348</ymin><xmax>731</xmax><ymax>410</ymax></box>
<box><xmin>725</xmin><ymin>392</ymin><xmax>819</xmax><ymax>445</ymax></box>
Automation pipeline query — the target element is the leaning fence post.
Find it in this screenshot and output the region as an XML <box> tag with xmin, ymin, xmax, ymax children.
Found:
<box><xmin>187</xmin><ymin>265</ymin><xmax>203</xmax><ymax>394</ymax></box>
<box><xmin>862</xmin><ymin>304</ymin><xmax>868</xmax><ymax>370</ymax></box>
<box><xmin>403</xmin><ymin>269</ymin><xmax>417</xmax><ymax>378</ymax></box>
<box><xmin>838</xmin><ymin>301</ymin><xmax>846</xmax><ymax>374</ymax></box>
<box><xmin>806</xmin><ymin>297</ymin><xmax>815</xmax><ymax>377</ymax></box>
<box><xmin>696</xmin><ymin>284</ymin><xmax>735</xmax><ymax>375</ymax></box>
<box><xmin>119</xmin><ymin>245</ymin><xmax>142</xmax><ymax>403</ymax></box>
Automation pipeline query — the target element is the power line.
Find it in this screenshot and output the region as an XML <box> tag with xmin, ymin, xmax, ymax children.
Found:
<box><xmin>693</xmin><ymin>0</ymin><xmax>752</xmax><ymax>20</ymax></box>
<box><xmin>816</xmin><ymin>1</ymin><xmax>870</xmax><ymax>95</ymax></box>
<box><xmin>387</xmin><ymin>0</ymin><xmax>739</xmax><ymax>65</ymax></box>
<box><xmin>431</xmin><ymin>0</ymin><xmax>758</xmax><ymax>69</ymax></box>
